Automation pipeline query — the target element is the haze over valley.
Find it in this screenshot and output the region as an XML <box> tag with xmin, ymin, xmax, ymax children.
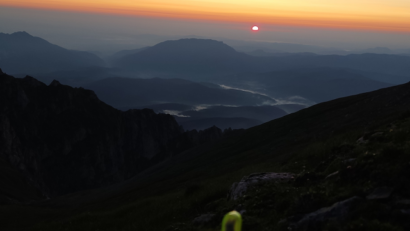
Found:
<box><xmin>1</xmin><ymin>31</ymin><xmax>406</xmax><ymax>131</ymax></box>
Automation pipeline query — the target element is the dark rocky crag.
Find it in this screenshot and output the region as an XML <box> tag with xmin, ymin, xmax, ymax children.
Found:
<box><xmin>0</xmin><ymin>69</ymin><xmax>186</xmax><ymax>198</ymax></box>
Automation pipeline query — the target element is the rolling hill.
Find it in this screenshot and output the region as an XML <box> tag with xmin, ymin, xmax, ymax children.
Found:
<box><xmin>114</xmin><ymin>38</ymin><xmax>253</xmax><ymax>74</ymax></box>
<box><xmin>0</xmin><ymin>32</ymin><xmax>105</xmax><ymax>75</ymax></box>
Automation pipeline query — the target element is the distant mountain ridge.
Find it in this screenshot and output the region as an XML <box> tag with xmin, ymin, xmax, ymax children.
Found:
<box><xmin>0</xmin><ymin>31</ymin><xmax>105</xmax><ymax>74</ymax></box>
<box><xmin>114</xmin><ymin>38</ymin><xmax>410</xmax><ymax>79</ymax></box>
<box><xmin>218</xmin><ymin>67</ymin><xmax>393</xmax><ymax>103</ymax></box>
<box><xmin>115</xmin><ymin>38</ymin><xmax>252</xmax><ymax>74</ymax></box>
<box><xmin>107</xmin><ymin>47</ymin><xmax>150</xmax><ymax>64</ymax></box>
<box><xmin>83</xmin><ymin>77</ymin><xmax>276</xmax><ymax>109</ymax></box>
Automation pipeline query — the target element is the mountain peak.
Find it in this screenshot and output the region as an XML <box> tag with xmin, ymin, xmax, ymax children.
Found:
<box><xmin>0</xmin><ymin>31</ymin><xmax>105</xmax><ymax>74</ymax></box>
<box><xmin>152</xmin><ymin>38</ymin><xmax>236</xmax><ymax>53</ymax></box>
<box><xmin>11</xmin><ymin>31</ymin><xmax>32</xmax><ymax>37</ymax></box>
<box><xmin>49</xmin><ymin>79</ymin><xmax>62</xmax><ymax>87</ymax></box>
<box><xmin>116</xmin><ymin>38</ymin><xmax>250</xmax><ymax>73</ymax></box>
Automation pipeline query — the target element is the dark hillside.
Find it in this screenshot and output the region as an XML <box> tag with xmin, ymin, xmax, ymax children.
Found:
<box><xmin>176</xmin><ymin>117</ymin><xmax>263</xmax><ymax>130</ymax></box>
<box><xmin>0</xmin><ymin>69</ymin><xmax>183</xmax><ymax>198</ymax></box>
<box><xmin>2</xmin><ymin>72</ymin><xmax>410</xmax><ymax>231</ymax></box>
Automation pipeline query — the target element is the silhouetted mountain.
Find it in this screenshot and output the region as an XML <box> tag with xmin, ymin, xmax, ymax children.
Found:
<box><xmin>219</xmin><ymin>68</ymin><xmax>392</xmax><ymax>103</ymax></box>
<box><xmin>113</xmin><ymin>38</ymin><xmax>410</xmax><ymax>80</ymax></box>
<box><xmin>115</xmin><ymin>38</ymin><xmax>252</xmax><ymax>74</ymax></box>
<box><xmin>171</xmin><ymin>105</ymin><xmax>287</xmax><ymax>130</ymax></box>
<box><xmin>35</xmin><ymin>66</ymin><xmax>121</xmax><ymax>86</ymax></box>
<box><xmin>182</xmin><ymin>105</ymin><xmax>287</xmax><ymax>123</ymax></box>
<box><xmin>245</xmin><ymin>49</ymin><xmax>318</xmax><ymax>57</ymax></box>
<box><xmin>0</xmin><ymin>70</ymin><xmax>184</xmax><ymax>197</ymax></box>
<box><xmin>0</xmin><ymin>155</ymin><xmax>45</xmax><ymax>204</ymax></box>
<box><xmin>107</xmin><ymin>47</ymin><xmax>150</xmax><ymax>64</ymax></box>
<box><xmin>0</xmin><ymin>70</ymin><xmax>253</xmax><ymax>201</ymax></box>
<box><xmin>274</xmin><ymin>104</ymin><xmax>306</xmax><ymax>114</ymax></box>
<box><xmin>130</xmin><ymin>104</ymin><xmax>290</xmax><ymax>130</ymax></box>
<box><xmin>265</xmin><ymin>53</ymin><xmax>410</xmax><ymax>76</ymax></box>
<box><xmin>226</xmin><ymin>39</ymin><xmax>347</xmax><ymax>55</ymax></box>
<box><xmin>176</xmin><ymin>117</ymin><xmax>262</xmax><ymax>130</ymax></box>
<box><xmin>125</xmin><ymin>103</ymin><xmax>194</xmax><ymax>113</ymax></box>
<box><xmin>0</xmin><ymin>32</ymin><xmax>105</xmax><ymax>74</ymax></box>
<box><xmin>288</xmin><ymin>53</ymin><xmax>410</xmax><ymax>76</ymax></box>
<box><xmin>356</xmin><ymin>47</ymin><xmax>393</xmax><ymax>54</ymax></box>
<box><xmin>342</xmin><ymin>69</ymin><xmax>410</xmax><ymax>84</ymax></box>
<box><xmin>83</xmin><ymin>77</ymin><xmax>276</xmax><ymax>109</ymax></box>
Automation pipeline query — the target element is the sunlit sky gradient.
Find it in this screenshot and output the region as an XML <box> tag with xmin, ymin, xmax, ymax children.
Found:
<box><xmin>2</xmin><ymin>0</ymin><xmax>410</xmax><ymax>32</ymax></box>
<box><xmin>1</xmin><ymin>1</ymin><xmax>409</xmax><ymax>53</ymax></box>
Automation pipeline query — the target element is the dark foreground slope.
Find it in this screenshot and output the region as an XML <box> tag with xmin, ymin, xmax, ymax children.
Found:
<box><xmin>3</xmin><ymin>76</ymin><xmax>410</xmax><ymax>231</ymax></box>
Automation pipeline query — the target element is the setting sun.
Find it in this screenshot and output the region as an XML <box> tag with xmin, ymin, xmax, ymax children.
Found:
<box><xmin>252</xmin><ymin>26</ymin><xmax>259</xmax><ymax>31</ymax></box>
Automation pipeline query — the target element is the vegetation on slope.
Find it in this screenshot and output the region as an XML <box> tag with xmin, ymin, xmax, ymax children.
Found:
<box><xmin>29</xmin><ymin>114</ymin><xmax>410</xmax><ymax>231</ymax></box>
<box><xmin>3</xmin><ymin>79</ymin><xmax>410</xmax><ymax>231</ymax></box>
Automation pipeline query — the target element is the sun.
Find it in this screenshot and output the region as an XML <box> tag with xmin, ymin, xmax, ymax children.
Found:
<box><xmin>252</xmin><ymin>26</ymin><xmax>259</xmax><ymax>31</ymax></box>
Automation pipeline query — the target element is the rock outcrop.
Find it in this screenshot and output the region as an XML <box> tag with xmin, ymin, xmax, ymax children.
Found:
<box><xmin>0</xmin><ymin>72</ymin><xmax>183</xmax><ymax>198</ymax></box>
<box><xmin>192</xmin><ymin>213</ymin><xmax>215</xmax><ymax>226</ymax></box>
<box><xmin>290</xmin><ymin>196</ymin><xmax>362</xmax><ymax>230</ymax></box>
<box><xmin>227</xmin><ymin>172</ymin><xmax>295</xmax><ymax>200</ymax></box>
<box><xmin>366</xmin><ymin>187</ymin><xmax>394</xmax><ymax>200</ymax></box>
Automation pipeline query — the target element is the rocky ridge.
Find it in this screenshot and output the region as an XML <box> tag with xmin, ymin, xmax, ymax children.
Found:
<box><xmin>0</xmin><ymin>70</ymin><xmax>232</xmax><ymax>199</ymax></box>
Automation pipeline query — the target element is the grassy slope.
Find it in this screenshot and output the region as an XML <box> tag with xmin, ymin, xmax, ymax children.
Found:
<box><xmin>3</xmin><ymin>82</ymin><xmax>410</xmax><ymax>231</ymax></box>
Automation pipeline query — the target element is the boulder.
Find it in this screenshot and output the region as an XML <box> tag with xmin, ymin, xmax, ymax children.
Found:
<box><xmin>192</xmin><ymin>213</ymin><xmax>215</xmax><ymax>226</ymax></box>
<box><xmin>291</xmin><ymin>196</ymin><xmax>362</xmax><ymax>230</ymax></box>
<box><xmin>325</xmin><ymin>171</ymin><xmax>339</xmax><ymax>180</ymax></box>
<box><xmin>401</xmin><ymin>209</ymin><xmax>410</xmax><ymax>215</ymax></box>
<box><xmin>356</xmin><ymin>137</ymin><xmax>368</xmax><ymax>144</ymax></box>
<box><xmin>366</xmin><ymin>187</ymin><xmax>394</xmax><ymax>200</ymax></box>
<box><xmin>227</xmin><ymin>172</ymin><xmax>294</xmax><ymax>200</ymax></box>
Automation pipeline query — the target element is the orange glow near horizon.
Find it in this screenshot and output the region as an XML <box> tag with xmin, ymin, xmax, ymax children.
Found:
<box><xmin>1</xmin><ymin>0</ymin><xmax>410</xmax><ymax>33</ymax></box>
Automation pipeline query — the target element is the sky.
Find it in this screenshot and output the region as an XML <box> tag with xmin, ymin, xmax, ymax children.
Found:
<box><xmin>1</xmin><ymin>0</ymin><xmax>409</xmax><ymax>54</ymax></box>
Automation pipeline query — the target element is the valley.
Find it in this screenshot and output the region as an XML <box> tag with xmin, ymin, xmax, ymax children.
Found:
<box><xmin>0</xmin><ymin>31</ymin><xmax>409</xmax><ymax>231</ymax></box>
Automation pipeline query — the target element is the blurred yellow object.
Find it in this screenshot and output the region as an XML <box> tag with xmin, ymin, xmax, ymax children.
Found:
<box><xmin>221</xmin><ymin>210</ymin><xmax>242</xmax><ymax>231</ymax></box>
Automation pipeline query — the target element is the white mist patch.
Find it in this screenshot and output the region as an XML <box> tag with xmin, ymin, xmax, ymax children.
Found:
<box><xmin>219</xmin><ymin>84</ymin><xmax>315</xmax><ymax>107</ymax></box>
<box><xmin>194</xmin><ymin>105</ymin><xmax>209</xmax><ymax>111</ymax></box>
<box><xmin>219</xmin><ymin>84</ymin><xmax>271</xmax><ymax>97</ymax></box>
<box><xmin>193</xmin><ymin>104</ymin><xmax>239</xmax><ymax>111</ymax></box>
<box><xmin>262</xmin><ymin>96</ymin><xmax>316</xmax><ymax>107</ymax></box>
<box><xmin>162</xmin><ymin>110</ymin><xmax>190</xmax><ymax>117</ymax></box>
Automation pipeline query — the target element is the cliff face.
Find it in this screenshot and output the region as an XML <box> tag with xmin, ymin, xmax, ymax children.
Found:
<box><xmin>0</xmin><ymin>69</ymin><xmax>182</xmax><ymax>197</ymax></box>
